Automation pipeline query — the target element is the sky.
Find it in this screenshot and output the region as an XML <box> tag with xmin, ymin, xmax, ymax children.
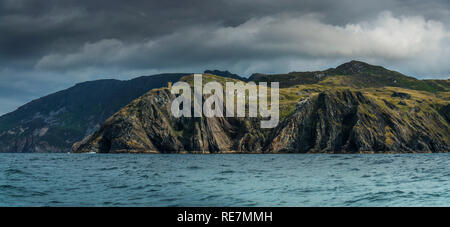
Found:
<box><xmin>1</xmin><ymin>0</ymin><xmax>450</xmax><ymax>115</ymax></box>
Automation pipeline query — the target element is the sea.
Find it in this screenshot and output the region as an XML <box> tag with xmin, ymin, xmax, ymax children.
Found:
<box><xmin>0</xmin><ymin>153</ymin><xmax>449</xmax><ymax>207</ymax></box>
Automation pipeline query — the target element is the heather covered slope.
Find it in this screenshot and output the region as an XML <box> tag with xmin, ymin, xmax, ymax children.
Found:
<box><xmin>250</xmin><ymin>61</ymin><xmax>450</xmax><ymax>93</ymax></box>
<box><xmin>73</xmin><ymin>72</ymin><xmax>450</xmax><ymax>153</ymax></box>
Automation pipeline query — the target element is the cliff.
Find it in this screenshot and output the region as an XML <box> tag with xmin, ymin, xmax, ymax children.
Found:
<box><xmin>73</xmin><ymin>73</ymin><xmax>450</xmax><ymax>153</ymax></box>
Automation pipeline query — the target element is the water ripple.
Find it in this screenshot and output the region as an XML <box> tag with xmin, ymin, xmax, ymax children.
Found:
<box><xmin>0</xmin><ymin>153</ymin><xmax>449</xmax><ymax>206</ymax></box>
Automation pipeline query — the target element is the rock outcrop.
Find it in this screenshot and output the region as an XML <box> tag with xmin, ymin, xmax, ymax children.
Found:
<box><xmin>73</xmin><ymin>87</ymin><xmax>450</xmax><ymax>153</ymax></box>
<box><xmin>73</xmin><ymin>88</ymin><xmax>269</xmax><ymax>153</ymax></box>
<box><xmin>268</xmin><ymin>90</ymin><xmax>449</xmax><ymax>153</ymax></box>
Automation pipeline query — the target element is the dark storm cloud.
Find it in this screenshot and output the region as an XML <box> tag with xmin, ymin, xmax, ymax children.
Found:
<box><xmin>1</xmin><ymin>0</ymin><xmax>450</xmax><ymax>115</ymax></box>
<box><xmin>2</xmin><ymin>0</ymin><xmax>443</xmax><ymax>62</ymax></box>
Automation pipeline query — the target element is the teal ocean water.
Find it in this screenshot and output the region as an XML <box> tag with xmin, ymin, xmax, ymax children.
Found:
<box><xmin>0</xmin><ymin>153</ymin><xmax>449</xmax><ymax>206</ymax></box>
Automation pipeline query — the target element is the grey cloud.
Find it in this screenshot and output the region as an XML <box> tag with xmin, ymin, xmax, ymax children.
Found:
<box><xmin>3</xmin><ymin>0</ymin><xmax>448</xmax><ymax>61</ymax></box>
<box><xmin>1</xmin><ymin>0</ymin><xmax>450</xmax><ymax>115</ymax></box>
<box><xmin>36</xmin><ymin>12</ymin><xmax>450</xmax><ymax>76</ymax></box>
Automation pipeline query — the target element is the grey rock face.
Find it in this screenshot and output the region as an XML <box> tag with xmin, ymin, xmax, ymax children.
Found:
<box><xmin>73</xmin><ymin>88</ymin><xmax>450</xmax><ymax>154</ymax></box>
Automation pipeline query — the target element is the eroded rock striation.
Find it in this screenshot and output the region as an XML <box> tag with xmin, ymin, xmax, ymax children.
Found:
<box><xmin>73</xmin><ymin>86</ymin><xmax>450</xmax><ymax>153</ymax></box>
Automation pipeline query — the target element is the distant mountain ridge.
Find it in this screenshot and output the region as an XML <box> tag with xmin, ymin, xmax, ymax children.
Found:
<box><xmin>0</xmin><ymin>73</ymin><xmax>190</xmax><ymax>152</ymax></box>
<box><xmin>1</xmin><ymin>61</ymin><xmax>449</xmax><ymax>153</ymax></box>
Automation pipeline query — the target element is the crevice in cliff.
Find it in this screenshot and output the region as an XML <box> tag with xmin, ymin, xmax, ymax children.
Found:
<box><xmin>338</xmin><ymin>106</ymin><xmax>359</xmax><ymax>152</ymax></box>
<box><xmin>99</xmin><ymin>136</ymin><xmax>111</xmax><ymax>153</ymax></box>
